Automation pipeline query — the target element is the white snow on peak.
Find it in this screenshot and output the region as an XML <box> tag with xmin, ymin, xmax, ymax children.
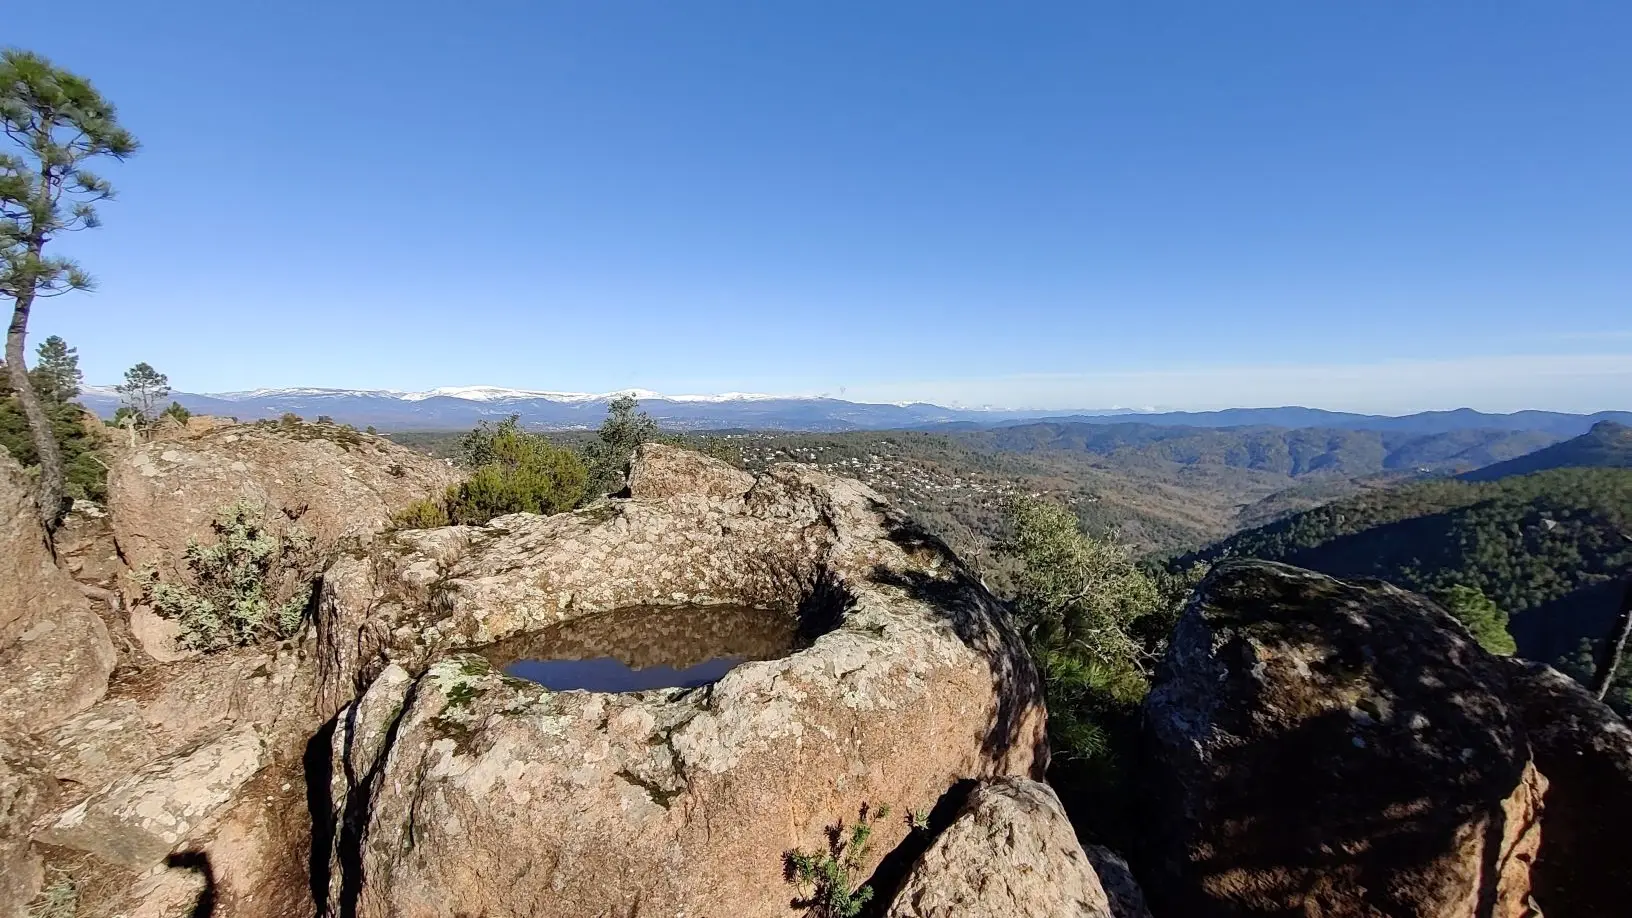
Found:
<box><xmin>401</xmin><ymin>386</ymin><xmax>781</xmax><ymax>404</ymax></box>
<box><xmin>121</xmin><ymin>384</ymin><xmax>792</xmax><ymax>404</ymax></box>
<box><xmin>212</xmin><ymin>387</ymin><xmax>408</xmax><ymax>401</ymax></box>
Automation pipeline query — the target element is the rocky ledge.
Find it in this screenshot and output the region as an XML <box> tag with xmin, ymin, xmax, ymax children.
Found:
<box><xmin>1139</xmin><ymin>559</ymin><xmax>1632</xmax><ymax>918</ymax></box>
<box><xmin>317</xmin><ymin>443</ymin><xmax>1047</xmax><ymax>918</ymax></box>
<box><xmin>107</xmin><ymin>420</ymin><xmax>459</xmax><ymax>581</ymax></box>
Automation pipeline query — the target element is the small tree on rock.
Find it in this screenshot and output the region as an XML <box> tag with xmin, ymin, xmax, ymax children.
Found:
<box><xmin>115</xmin><ymin>361</ymin><xmax>169</xmax><ymax>425</ymax></box>
<box><xmin>585</xmin><ymin>394</ymin><xmax>657</xmax><ymax>494</ymax></box>
<box><xmin>1</xmin><ymin>49</ymin><xmax>138</xmax><ymax>527</ymax></box>
<box><xmin>1432</xmin><ymin>584</ymin><xmax>1517</xmax><ymax>656</ymax></box>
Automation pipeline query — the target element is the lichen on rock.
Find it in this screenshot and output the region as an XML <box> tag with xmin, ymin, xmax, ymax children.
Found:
<box><xmin>319</xmin><ymin>443</ymin><xmax>1047</xmax><ymax>918</ymax></box>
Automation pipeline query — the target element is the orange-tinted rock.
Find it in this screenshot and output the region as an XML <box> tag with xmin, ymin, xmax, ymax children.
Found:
<box><xmin>320</xmin><ymin>447</ymin><xmax>1046</xmax><ymax>918</ymax></box>
<box><xmin>106</xmin><ymin>421</ymin><xmax>458</xmax><ymax>583</ymax></box>
<box><xmin>1141</xmin><ymin>561</ymin><xmax>1545</xmax><ymax>918</ymax></box>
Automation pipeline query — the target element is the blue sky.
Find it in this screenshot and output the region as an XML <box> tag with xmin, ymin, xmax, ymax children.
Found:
<box><xmin>8</xmin><ymin>2</ymin><xmax>1630</xmax><ymax>412</ymax></box>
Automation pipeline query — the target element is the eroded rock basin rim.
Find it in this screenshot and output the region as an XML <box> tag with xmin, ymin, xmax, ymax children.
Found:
<box><xmin>474</xmin><ymin>601</ymin><xmax>814</xmax><ymax>692</ymax></box>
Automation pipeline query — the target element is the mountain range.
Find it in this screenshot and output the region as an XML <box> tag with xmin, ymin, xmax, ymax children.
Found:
<box><xmin>79</xmin><ymin>385</ymin><xmax>1632</xmax><ymax>435</ymax></box>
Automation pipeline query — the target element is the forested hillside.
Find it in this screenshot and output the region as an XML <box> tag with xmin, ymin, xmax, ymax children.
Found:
<box><xmin>1191</xmin><ymin>468</ymin><xmax>1632</xmax><ymax>706</ymax></box>
<box><xmin>965</xmin><ymin>421</ymin><xmax>1558</xmax><ymax>477</ymax></box>
<box><xmin>1460</xmin><ymin>420</ymin><xmax>1632</xmax><ymax>482</ymax></box>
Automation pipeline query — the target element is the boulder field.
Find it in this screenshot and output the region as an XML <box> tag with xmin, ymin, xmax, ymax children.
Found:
<box><xmin>1</xmin><ymin>425</ymin><xmax>1630</xmax><ymax>918</ymax></box>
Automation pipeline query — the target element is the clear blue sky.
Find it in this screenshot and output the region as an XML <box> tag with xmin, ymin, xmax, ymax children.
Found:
<box><xmin>8</xmin><ymin>2</ymin><xmax>1630</xmax><ymax>412</ymax></box>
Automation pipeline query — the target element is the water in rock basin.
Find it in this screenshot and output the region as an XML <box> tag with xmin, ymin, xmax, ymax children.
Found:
<box><xmin>477</xmin><ymin>603</ymin><xmax>807</xmax><ymax>692</ymax></box>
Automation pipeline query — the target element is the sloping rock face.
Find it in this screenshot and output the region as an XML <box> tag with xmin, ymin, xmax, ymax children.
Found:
<box><xmin>319</xmin><ymin>443</ymin><xmax>1046</xmax><ymax>918</ymax></box>
<box><xmin>1504</xmin><ymin>659</ymin><xmax>1632</xmax><ymax>918</ymax></box>
<box><xmin>1</xmin><ymin>738</ymin><xmax>55</xmax><ymax>918</ymax></box>
<box><xmin>1142</xmin><ymin>560</ymin><xmax>1545</xmax><ymax>918</ymax></box>
<box><xmin>23</xmin><ymin>644</ymin><xmax>321</xmax><ymax>918</ymax></box>
<box><xmin>37</xmin><ymin>725</ymin><xmax>265</xmax><ymax>869</ymax></box>
<box><xmin>107</xmin><ymin>421</ymin><xmax>458</xmax><ymax>580</ymax></box>
<box><xmin>0</xmin><ymin>454</ymin><xmax>114</xmax><ymax>739</ymax></box>
<box><xmin>884</xmin><ymin>778</ymin><xmax>1123</xmax><ymax>918</ymax></box>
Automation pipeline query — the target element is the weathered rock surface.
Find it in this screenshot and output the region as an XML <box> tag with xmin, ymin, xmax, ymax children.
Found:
<box><xmin>1084</xmin><ymin>845</ymin><xmax>1154</xmax><ymax>918</ymax></box>
<box><xmin>320</xmin><ymin>443</ymin><xmax>1046</xmax><ymax>918</ymax></box>
<box><xmin>884</xmin><ymin>778</ymin><xmax>1120</xmax><ymax>918</ymax></box>
<box><xmin>0</xmin><ymin>454</ymin><xmax>115</xmax><ymax>738</ymax></box>
<box><xmin>1505</xmin><ymin>659</ymin><xmax>1632</xmax><ymax>918</ymax></box>
<box><xmin>0</xmin><ymin>738</ymin><xmax>55</xmax><ymax>918</ymax></box>
<box><xmin>107</xmin><ymin>421</ymin><xmax>458</xmax><ymax>580</ymax></box>
<box><xmin>29</xmin><ymin>644</ymin><xmax>321</xmax><ymax>918</ymax></box>
<box><xmin>37</xmin><ymin>725</ymin><xmax>265</xmax><ymax>869</ymax></box>
<box><xmin>1142</xmin><ymin>560</ymin><xmax>1545</xmax><ymax>918</ymax></box>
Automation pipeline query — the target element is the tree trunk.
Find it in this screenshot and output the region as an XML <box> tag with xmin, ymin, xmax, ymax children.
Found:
<box><xmin>5</xmin><ymin>286</ymin><xmax>65</xmax><ymax>533</ymax></box>
<box><xmin>1591</xmin><ymin>576</ymin><xmax>1632</xmax><ymax>702</ymax></box>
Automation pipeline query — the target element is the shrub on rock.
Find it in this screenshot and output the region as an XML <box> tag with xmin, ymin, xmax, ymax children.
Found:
<box><xmin>136</xmin><ymin>500</ymin><xmax>319</xmax><ymax>650</ymax></box>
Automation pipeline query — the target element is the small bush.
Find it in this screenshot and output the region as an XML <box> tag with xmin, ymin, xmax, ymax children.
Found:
<box><xmin>136</xmin><ymin>500</ymin><xmax>320</xmax><ymax>650</ymax></box>
<box><xmin>447</xmin><ymin>457</ymin><xmax>584</xmax><ymax>524</ymax></box>
<box><xmin>28</xmin><ymin>873</ymin><xmax>76</xmax><ymax>918</ymax></box>
<box><xmin>434</xmin><ymin>416</ymin><xmax>588</xmax><ymax>525</ymax></box>
<box><xmin>787</xmin><ymin>804</ymin><xmax>891</xmax><ymax>918</ymax></box>
<box><xmin>392</xmin><ymin>497</ymin><xmax>452</xmax><ymax>530</ymax></box>
<box><xmin>160</xmin><ymin>401</ymin><xmax>191</xmax><ymax>424</ymax></box>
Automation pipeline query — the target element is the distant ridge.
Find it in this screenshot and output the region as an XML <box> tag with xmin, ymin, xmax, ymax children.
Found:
<box><xmin>75</xmin><ymin>385</ymin><xmax>1632</xmax><ymax>435</ymax></box>
<box><xmin>1460</xmin><ymin>420</ymin><xmax>1632</xmax><ymax>482</ymax></box>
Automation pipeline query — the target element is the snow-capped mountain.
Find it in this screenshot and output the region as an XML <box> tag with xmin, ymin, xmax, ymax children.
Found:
<box><xmin>76</xmin><ymin>385</ymin><xmax>1067</xmax><ymax>431</ymax></box>
<box><xmin>75</xmin><ymin>385</ymin><xmax>1632</xmax><ymax>436</ymax></box>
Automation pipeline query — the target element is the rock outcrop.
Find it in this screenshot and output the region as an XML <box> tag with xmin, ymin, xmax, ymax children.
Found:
<box><xmin>884</xmin><ymin>778</ymin><xmax>1128</xmax><ymax>918</ymax></box>
<box><xmin>319</xmin><ymin>443</ymin><xmax>1046</xmax><ymax>918</ymax></box>
<box><xmin>1142</xmin><ymin>560</ymin><xmax>1546</xmax><ymax>918</ymax></box>
<box><xmin>1</xmin><ymin>739</ymin><xmax>54</xmax><ymax>918</ymax></box>
<box><xmin>107</xmin><ymin>421</ymin><xmax>458</xmax><ymax>580</ymax></box>
<box><xmin>0</xmin><ymin>454</ymin><xmax>115</xmax><ymax>739</ymax></box>
<box><xmin>1504</xmin><ymin>659</ymin><xmax>1632</xmax><ymax>918</ymax></box>
<box><xmin>38</xmin><ymin>725</ymin><xmax>265</xmax><ymax>869</ymax></box>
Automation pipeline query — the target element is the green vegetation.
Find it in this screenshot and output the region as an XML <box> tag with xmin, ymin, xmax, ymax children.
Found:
<box><xmin>27</xmin><ymin>874</ymin><xmax>76</xmax><ymax>918</ymax></box>
<box><xmin>392</xmin><ymin>415</ymin><xmax>588</xmax><ymax>529</ymax></box>
<box><xmin>113</xmin><ymin>361</ymin><xmax>170</xmax><ymax>426</ymax></box>
<box><xmin>584</xmin><ymin>394</ymin><xmax>657</xmax><ymax>494</ymax></box>
<box><xmin>787</xmin><ymin>803</ymin><xmax>892</xmax><ymax>918</ymax></box>
<box><xmin>1196</xmin><ymin>467</ymin><xmax>1632</xmax><ymax>707</ymax></box>
<box><xmin>1461</xmin><ymin>421</ymin><xmax>1631</xmax><ymax>482</ymax></box>
<box><xmin>2</xmin><ymin>49</ymin><xmax>136</xmax><ymax>527</ymax></box>
<box><xmin>1557</xmin><ymin>637</ymin><xmax>1632</xmax><ymax>714</ymax></box>
<box><xmin>1433</xmin><ymin>584</ymin><xmax>1517</xmax><ymax>655</ymax></box>
<box><xmin>1195</xmin><ymin>469</ymin><xmax>1631</xmax><ymax>619</ymax></box>
<box><xmin>30</xmin><ymin>335</ymin><xmax>79</xmax><ymax>406</ymax></box>
<box><xmin>1</xmin><ymin>335</ymin><xmax>106</xmax><ymax>502</ymax></box>
<box><xmin>999</xmin><ymin>497</ymin><xmax>1200</xmax><ymax>846</ymax></box>
<box><xmin>136</xmin><ymin>500</ymin><xmax>320</xmax><ymax>650</ymax></box>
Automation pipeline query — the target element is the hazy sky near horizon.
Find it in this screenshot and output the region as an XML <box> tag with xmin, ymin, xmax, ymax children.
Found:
<box><xmin>8</xmin><ymin>2</ymin><xmax>1630</xmax><ymax>413</ymax></box>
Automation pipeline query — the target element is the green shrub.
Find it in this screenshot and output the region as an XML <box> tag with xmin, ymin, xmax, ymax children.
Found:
<box><xmin>583</xmin><ymin>395</ymin><xmax>657</xmax><ymax>494</ymax></box>
<box><xmin>0</xmin><ymin>390</ymin><xmax>107</xmax><ymax>504</ymax></box>
<box><xmin>447</xmin><ymin>456</ymin><xmax>585</xmax><ymax>524</ymax></box>
<box><xmin>787</xmin><ymin>804</ymin><xmax>891</xmax><ymax>918</ymax></box>
<box><xmin>999</xmin><ymin>497</ymin><xmax>1200</xmax><ymax>850</ymax></box>
<box><xmin>160</xmin><ymin>401</ymin><xmax>191</xmax><ymax>424</ymax></box>
<box><xmin>1432</xmin><ymin>584</ymin><xmax>1517</xmax><ymax>655</ymax></box>
<box><xmin>391</xmin><ymin>497</ymin><xmax>452</xmax><ymax>529</ymax></box>
<box><xmin>398</xmin><ymin>415</ymin><xmax>588</xmax><ymax>528</ymax></box>
<box><xmin>136</xmin><ymin>500</ymin><xmax>319</xmax><ymax>650</ymax></box>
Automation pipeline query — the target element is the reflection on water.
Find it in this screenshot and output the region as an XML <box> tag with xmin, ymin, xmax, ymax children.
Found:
<box><xmin>477</xmin><ymin>603</ymin><xmax>805</xmax><ymax>692</ymax></box>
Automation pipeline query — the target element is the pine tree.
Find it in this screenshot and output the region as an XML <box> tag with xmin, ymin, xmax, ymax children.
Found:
<box><xmin>29</xmin><ymin>334</ymin><xmax>80</xmax><ymax>405</ymax></box>
<box><xmin>1</xmin><ymin>49</ymin><xmax>137</xmax><ymax>528</ymax></box>
<box><xmin>115</xmin><ymin>362</ymin><xmax>169</xmax><ymax>424</ymax></box>
<box><xmin>585</xmin><ymin>395</ymin><xmax>657</xmax><ymax>494</ymax></box>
